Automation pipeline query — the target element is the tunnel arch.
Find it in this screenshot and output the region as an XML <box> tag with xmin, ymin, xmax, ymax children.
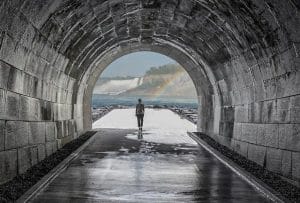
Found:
<box><xmin>81</xmin><ymin>43</ymin><xmax>220</xmax><ymax>136</ymax></box>
<box><xmin>0</xmin><ymin>0</ymin><xmax>299</xmax><ymax>186</ymax></box>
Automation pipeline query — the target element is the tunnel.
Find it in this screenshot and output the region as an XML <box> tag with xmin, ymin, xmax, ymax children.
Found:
<box><xmin>0</xmin><ymin>0</ymin><xmax>299</xmax><ymax>189</ymax></box>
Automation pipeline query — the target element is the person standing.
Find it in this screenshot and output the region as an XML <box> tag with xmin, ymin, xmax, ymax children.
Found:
<box><xmin>136</xmin><ymin>98</ymin><xmax>145</xmax><ymax>131</ymax></box>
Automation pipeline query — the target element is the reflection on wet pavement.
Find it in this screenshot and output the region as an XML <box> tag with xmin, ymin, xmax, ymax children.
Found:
<box><xmin>32</xmin><ymin>109</ymin><xmax>270</xmax><ymax>202</ymax></box>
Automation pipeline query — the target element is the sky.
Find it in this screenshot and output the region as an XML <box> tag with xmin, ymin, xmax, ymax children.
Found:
<box><xmin>100</xmin><ymin>51</ymin><xmax>177</xmax><ymax>77</ymax></box>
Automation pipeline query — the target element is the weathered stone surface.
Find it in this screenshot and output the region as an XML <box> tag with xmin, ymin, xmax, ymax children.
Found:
<box><xmin>262</xmin><ymin>100</ymin><xmax>277</xmax><ymax>123</ymax></box>
<box><xmin>37</xmin><ymin>144</ymin><xmax>46</xmax><ymax>161</ymax></box>
<box><xmin>0</xmin><ymin>150</ymin><xmax>17</xmax><ymax>184</ymax></box>
<box><xmin>278</xmin><ymin>124</ymin><xmax>300</xmax><ymax>151</ymax></box>
<box><xmin>292</xmin><ymin>152</ymin><xmax>300</xmax><ymax>180</ymax></box>
<box><xmin>266</xmin><ymin>148</ymin><xmax>282</xmax><ymax>173</ymax></box>
<box><xmin>247</xmin><ymin>144</ymin><xmax>266</xmax><ymax>167</ymax></box>
<box><xmin>30</xmin><ymin>146</ymin><xmax>38</xmax><ymax>166</ymax></box>
<box><xmin>0</xmin><ymin>60</ymin><xmax>10</xmax><ymax>89</ymax></box>
<box><xmin>45</xmin><ymin>141</ymin><xmax>56</xmax><ymax>156</ymax></box>
<box><xmin>17</xmin><ymin>147</ymin><xmax>31</xmax><ymax>174</ymax></box>
<box><xmin>276</xmin><ymin>97</ymin><xmax>290</xmax><ymax>123</ymax></box>
<box><xmin>232</xmin><ymin>122</ymin><xmax>242</xmax><ymax>141</ymax></box>
<box><xmin>0</xmin><ymin>34</ymin><xmax>28</xmax><ymax>71</ymax></box>
<box><xmin>6</xmin><ymin>91</ymin><xmax>19</xmax><ymax>120</ymax></box>
<box><xmin>0</xmin><ymin>121</ymin><xmax>4</xmax><ymax>151</ymax></box>
<box><xmin>281</xmin><ymin>150</ymin><xmax>292</xmax><ymax>177</ymax></box>
<box><xmin>6</xmin><ymin>121</ymin><xmax>29</xmax><ymax>149</ymax></box>
<box><xmin>29</xmin><ymin>122</ymin><xmax>46</xmax><ymax>144</ymax></box>
<box><xmin>232</xmin><ymin>140</ymin><xmax>248</xmax><ymax>157</ymax></box>
<box><xmin>7</xmin><ymin>66</ymin><xmax>24</xmax><ymax>94</ymax></box>
<box><xmin>241</xmin><ymin>123</ymin><xmax>257</xmax><ymax>144</ymax></box>
<box><xmin>0</xmin><ymin>89</ymin><xmax>5</xmax><ymax>119</ymax></box>
<box><xmin>46</xmin><ymin>122</ymin><xmax>56</xmax><ymax>142</ymax></box>
<box><xmin>264</xmin><ymin>124</ymin><xmax>279</xmax><ymax>148</ymax></box>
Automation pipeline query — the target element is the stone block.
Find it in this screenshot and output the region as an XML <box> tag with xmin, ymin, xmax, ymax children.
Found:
<box><xmin>281</xmin><ymin>150</ymin><xmax>292</xmax><ymax>177</ymax></box>
<box><xmin>68</xmin><ymin>120</ymin><xmax>75</xmax><ymax>135</ymax></box>
<box><xmin>234</xmin><ymin>105</ymin><xmax>248</xmax><ymax>122</ymax></box>
<box><xmin>0</xmin><ymin>60</ymin><xmax>10</xmax><ymax>89</ymax></box>
<box><xmin>9</xmin><ymin>12</ymin><xmax>29</xmax><ymax>44</ymax></box>
<box><xmin>56</xmin><ymin>120</ymin><xmax>67</xmax><ymax>138</ymax></box>
<box><xmin>37</xmin><ymin>144</ymin><xmax>46</xmax><ymax>161</ymax></box>
<box><xmin>0</xmin><ymin>34</ymin><xmax>28</xmax><ymax>71</ymax></box>
<box><xmin>264</xmin><ymin>124</ymin><xmax>279</xmax><ymax>148</ymax></box>
<box><xmin>25</xmin><ymin>52</ymin><xmax>48</xmax><ymax>78</ymax></box>
<box><xmin>6</xmin><ymin>121</ymin><xmax>29</xmax><ymax>149</ymax></box>
<box><xmin>19</xmin><ymin>95</ymin><xmax>31</xmax><ymax>120</ymax></box>
<box><xmin>266</xmin><ymin>148</ymin><xmax>282</xmax><ymax>173</ymax></box>
<box><xmin>278</xmin><ymin>124</ymin><xmax>300</xmax><ymax>151</ymax></box>
<box><xmin>219</xmin><ymin>121</ymin><xmax>234</xmax><ymax>138</ymax></box>
<box><xmin>0</xmin><ymin>89</ymin><xmax>5</xmax><ymax>119</ymax></box>
<box><xmin>290</xmin><ymin>95</ymin><xmax>300</xmax><ymax>109</ymax></box>
<box><xmin>277</xmin><ymin>109</ymin><xmax>290</xmax><ymax>123</ymax></box>
<box><xmin>247</xmin><ymin>144</ymin><xmax>266</xmax><ymax>167</ymax></box>
<box><xmin>32</xmin><ymin>33</ymin><xmax>47</xmax><ymax>56</ymax></box>
<box><xmin>254</xmin><ymin>84</ymin><xmax>264</xmax><ymax>101</ymax></box>
<box><xmin>46</xmin><ymin>122</ymin><xmax>56</xmax><ymax>142</ymax></box>
<box><xmin>0</xmin><ymin>121</ymin><xmax>4</xmax><ymax>151</ymax></box>
<box><xmin>290</xmin><ymin>108</ymin><xmax>300</xmax><ymax>123</ymax></box>
<box><xmin>7</xmin><ymin>66</ymin><xmax>24</xmax><ymax>94</ymax></box>
<box><xmin>6</xmin><ymin>91</ymin><xmax>19</xmax><ymax>120</ymax></box>
<box><xmin>33</xmin><ymin>98</ymin><xmax>42</xmax><ymax>121</ymax></box>
<box><xmin>29</xmin><ymin>122</ymin><xmax>46</xmax><ymax>144</ymax></box>
<box><xmin>255</xmin><ymin>126</ymin><xmax>265</xmax><ymax>147</ymax></box>
<box><xmin>61</xmin><ymin>135</ymin><xmax>72</xmax><ymax>146</ymax></box>
<box><xmin>241</xmin><ymin>123</ymin><xmax>257</xmax><ymax>144</ymax></box>
<box><xmin>17</xmin><ymin>147</ymin><xmax>31</xmax><ymax>174</ymax></box>
<box><xmin>0</xmin><ymin>150</ymin><xmax>17</xmax><ymax>184</ymax></box>
<box><xmin>233</xmin><ymin>122</ymin><xmax>242</xmax><ymax>140</ymax></box>
<box><xmin>262</xmin><ymin>100</ymin><xmax>277</xmax><ymax>123</ymax></box>
<box><xmin>41</xmin><ymin>101</ymin><xmax>52</xmax><ymax>121</ymax></box>
<box><xmin>277</xmin><ymin>97</ymin><xmax>291</xmax><ymax>109</ymax></box>
<box><xmin>292</xmin><ymin>152</ymin><xmax>300</xmax><ymax>180</ymax></box>
<box><xmin>45</xmin><ymin>142</ymin><xmax>54</xmax><ymax>156</ymax></box>
<box><xmin>30</xmin><ymin>146</ymin><xmax>38</xmax><ymax>166</ymax></box>
<box><xmin>22</xmin><ymin>73</ymin><xmax>34</xmax><ymax>96</ymax></box>
<box><xmin>56</xmin><ymin>139</ymin><xmax>62</xmax><ymax>149</ymax></box>
<box><xmin>232</xmin><ymin>140</ymin><xmax>248</xmax><ymax>157</ymax></box>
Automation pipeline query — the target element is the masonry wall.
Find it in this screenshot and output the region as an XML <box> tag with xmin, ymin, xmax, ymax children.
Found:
<box><xmin>0</xmin><ymin>4</ymin><xmax>81</xmax><ymax>183</ymax></box>
<box><xmin>0</xmin><ymin>0</ymin><xmax>299</xmax><ymax>187</ymax></box>
<box><xmin>209</xmin><ymin>6</ymin><xmax>300</xmax><ymax>185</ymax></box>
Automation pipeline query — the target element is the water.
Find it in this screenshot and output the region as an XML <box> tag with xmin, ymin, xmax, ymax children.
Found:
<box><xmin>92</xmin><ymin>94</ymin><xmax>198</xmax><ymax>109</ymax></box>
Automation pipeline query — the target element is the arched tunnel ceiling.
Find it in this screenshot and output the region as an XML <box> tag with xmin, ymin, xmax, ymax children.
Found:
<box><xmin>15</xmin><ymin>0</ymin><xmax>298</xmax><ymax>84</ymax></box>
<box><xmin>0</xmin><ymin>0</ymin><xmax>298</xmax><ymax>136</ymax></box>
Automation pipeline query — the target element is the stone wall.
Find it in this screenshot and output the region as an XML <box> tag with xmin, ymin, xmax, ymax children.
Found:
<box><xmin>0</xmin><ymin>1</ymin><xmax>80</xmax><ymax>183</ymax></box>
<box><xmin>0</xmin><ymin>0</ymin><xmax>299</xmax><ymax>186</ymax></box>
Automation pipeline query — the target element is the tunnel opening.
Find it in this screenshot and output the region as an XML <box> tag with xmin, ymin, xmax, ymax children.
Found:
<box><xmin>90</xmin><ymin>51</ymin><xmax>199</xmax><ymax>128</ymax></box>
<box><xmin>80</xmin><ymin>45</ymin><xmax>221</xmax><ymax>136</ymax></box>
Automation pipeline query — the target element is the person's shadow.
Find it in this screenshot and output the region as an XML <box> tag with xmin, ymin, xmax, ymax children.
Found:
<box><xmin>138</xmin><ymin>130</ymin><xmax>143</xmax><ymax>139</ymax></box>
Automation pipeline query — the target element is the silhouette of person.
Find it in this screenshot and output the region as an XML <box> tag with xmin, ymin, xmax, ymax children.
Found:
<box><xmin>136</xmin><ymin>98</ymin><xmax>145</xmax><ymax>131</ymax></box>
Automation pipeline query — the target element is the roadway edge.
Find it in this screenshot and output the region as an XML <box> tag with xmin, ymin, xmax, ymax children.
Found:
<box><xmin>188</xmin><ymin>132</ymin><xmax>290</xmax><ymax>203</ymax></box>
<box><xmin>16</xmin><ymin>132</ymin><xmax>97</xmax><ymax>203</ymax></box>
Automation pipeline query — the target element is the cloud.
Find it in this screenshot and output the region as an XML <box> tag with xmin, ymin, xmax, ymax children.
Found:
<box><xmin>101</xmin><ymin>51</ymin><xmax>177</xmax><ymax>77</ymax></box>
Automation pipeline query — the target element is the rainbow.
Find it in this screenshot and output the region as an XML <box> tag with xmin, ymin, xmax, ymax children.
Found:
<box><xmin>150</xmin><ymin>70</ymin><xmax>185</xmax><ymax>98</ymax></box>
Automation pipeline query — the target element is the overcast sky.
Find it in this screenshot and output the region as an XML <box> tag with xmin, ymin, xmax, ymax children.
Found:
<box><xmin>101</xmin><ymin>51</ymin><xmax>177</xmax><ymax>77</ymax></box>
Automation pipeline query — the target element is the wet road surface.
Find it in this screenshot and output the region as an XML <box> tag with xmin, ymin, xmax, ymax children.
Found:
<box><xmin>32</xmin><ymin>109</ymin><xmax>270</xmax><ymax>202</ymax></box>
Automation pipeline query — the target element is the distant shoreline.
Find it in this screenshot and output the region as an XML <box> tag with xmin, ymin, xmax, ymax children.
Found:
<box><xmin>92</xmin><ymin>105</ymin><xmax>198</xmax><ymax>124</ymax></box>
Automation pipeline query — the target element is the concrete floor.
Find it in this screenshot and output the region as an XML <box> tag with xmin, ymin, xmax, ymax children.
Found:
<box><xmin>31</xmin><ymin>109</ymin><xmax>270</xmax><ymax>202</ymax></box>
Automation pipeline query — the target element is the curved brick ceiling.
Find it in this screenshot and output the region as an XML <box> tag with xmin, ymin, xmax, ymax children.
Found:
<box><xmin>0</xmin><ymin>0</ymin><xmax>299</xmax><ymax>185</ymax></box>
